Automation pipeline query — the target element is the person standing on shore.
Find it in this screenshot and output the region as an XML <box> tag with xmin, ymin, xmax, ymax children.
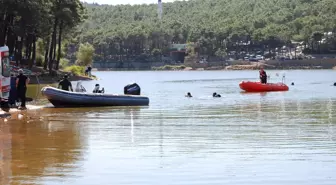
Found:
<box><xmin>16</xmin><ymin>69</ymin><xmax>30</xmax><ymax>109</ymax></box>
<box><xmin>87</xmin><ymin>65</ymin><xmax>92</xmax><ymax>77</ymax></box>
<box><xmin>9</xmin><ymin>74</ymin><xmax>17</xmax><ymax>106</ymax></box>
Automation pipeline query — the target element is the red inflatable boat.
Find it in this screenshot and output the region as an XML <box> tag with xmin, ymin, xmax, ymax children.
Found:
<box><xmin>239</xmin><ymin>81</ymin><xmax>289</xmax><ymax>92</ymax></box>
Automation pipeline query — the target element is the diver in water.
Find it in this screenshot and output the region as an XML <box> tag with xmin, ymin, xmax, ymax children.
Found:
<box><xmin>259</xmin><ymin>68</ymin><xmax>267</xmax><ymax>84</ymax></box>
<box><xmin>213</xmin><ymin>92</ymin><xmax>221</xmax><ymax>97</ymax></box>
<box><xmin>185</xmin><ymin>92</ymin><xmax>192</xmax><ymax>97</ymax></box>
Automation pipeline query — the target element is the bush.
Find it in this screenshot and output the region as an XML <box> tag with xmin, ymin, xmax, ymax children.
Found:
<box><xmin>63</xmin><ymin>65</ymin><xmax>85</xmax><ymax>75</ymax></box>
<box><xmin>59</xmin><ymin>58</ymin><xmax>70</xmax><ymax>69</ymax></box>
<box><xmin>36</xmin><ymin>54</ymin><xmax>44</xmax><ymax>67</ymax></box>
<box><xmin>76</xmin><ymin>42</ymin><xmax>94</xmax><ymax>66</ymax></box>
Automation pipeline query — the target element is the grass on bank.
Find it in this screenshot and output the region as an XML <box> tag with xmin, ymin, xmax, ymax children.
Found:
<box><xmin>152</xmin><ymin>65</ymin><xmax>186</xmax><ymax>70</ymax></box>
<box><xmin>63</xmin><ymin>65</ymin><xmax>97</xmax><ymax>79</ymax></box>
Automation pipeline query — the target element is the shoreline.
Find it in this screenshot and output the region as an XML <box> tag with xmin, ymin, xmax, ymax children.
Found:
<box><xmin>0</xmin><ymin>105</ymin><xmax>44</xmax><ymax>120</ymax></box>
<box><xmin>21</xmin><ymin>66</ymin><xmax>96</xmax><ymax>85</ymax></box>
<box><xmin>26</xmin><ymin>62</ymin><xmax>335</xmax><ymax>85</ymax></box>
<box><xmin>93</xmin><ymin>65</ymin><xmax>332</xmax><ymax>72</ymax></box>
<box><xmin>29</xmin><ymin>74</ymin><xmax>94</xmax><ymax>85</ymax></box>
<box><xmin>93</xmin><ymin>58</ymin><xmax>336</xmax><ymax>71</ymax></box>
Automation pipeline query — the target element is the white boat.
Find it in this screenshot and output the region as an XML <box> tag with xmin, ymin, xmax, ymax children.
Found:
<box><xmin>41</xmin><ymin>82</ymin><xmax>149</xmax><ymax>108</ymax></box>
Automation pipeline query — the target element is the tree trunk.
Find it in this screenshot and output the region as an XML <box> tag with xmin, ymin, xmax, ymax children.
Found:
<box><xmin>1</xmin><ymin>14</ymin><xmax>11</xmax><ymax>46</ymax></box>
<box><xmin>56</xmin><ymin>21</ymin><xmax>63</xmax><ymax>70</ymax></box>
<box><xmin>6</xmin><ymin>15</ymin><xmax>15</xmax><ymax>55</ymax></box>
<box><xmin>53</xmin><ymin>36</ymin><xmax>57</xmax><ymax>61</ymax></box>
<box><xmin>28</xmin><ymin>36</ymin><xmax>33</xmax><ymax>60</ymax></box>
<box><xmin>44</xmin><ymin>38</ymin><xmax>50</xmax><ymax>70</ymax></box>
<box><xmin>15</xmin><ymin>38</ymin><xmax>20</xmax><ymax>66</ymax></box>
<box><xmin>15</xmin><ymin>36</ymin><xmax>23</xmax><ymax>66</ymax></box>
<box><xmin>49</xmin><ymin>18</ymin><xmax>58</xmax><ymax>75</ymax></box>
<box><xmin>25</xmin><ymin>35</ymin><xmax>30</xmax><ymax>59</ymax></box>
<box><xmin>7</xmin><ymin>32</ymin><xmax>16</xmax><ymax>56</ymax></box>
<box><xmin>48</xmin><ymin>34</ymin><xmax>54</xmax><ymax>74</ymax></box>
<box><xmin>28</xmin><ymin>34</ymin><xmax>36</xmax><ymax>69</ymax></box>
<box><xmin>288</xmin><ymin>44</ymin><xmax>292</xmax><ymax>57</ymax></box>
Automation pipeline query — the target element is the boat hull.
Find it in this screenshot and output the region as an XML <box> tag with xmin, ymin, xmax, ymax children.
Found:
<box><xmin>41</xmin><ymin>87</ymin><xmax>149</xmax><ymax>108</ymax></box>
<box><xmin>239</xmin><ymin>81</ymin><xmax>289</xmax><ymax>92</ymax></box>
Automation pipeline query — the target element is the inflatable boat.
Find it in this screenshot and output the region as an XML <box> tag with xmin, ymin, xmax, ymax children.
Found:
<box><xmin>239</xmin><ymin>81</ymin><xmax>289</xmax><ymax>92</ymax></box>
<box><xmin>41</xmin><ymin>86</ymin><xmax>149</xmax><ymax>108</ymax></box>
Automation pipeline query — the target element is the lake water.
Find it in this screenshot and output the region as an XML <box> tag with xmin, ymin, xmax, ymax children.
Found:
<box><xmin>1</xmin><ymin>70</ymin><xmax>336</xmax><ymax>185</ymax></box>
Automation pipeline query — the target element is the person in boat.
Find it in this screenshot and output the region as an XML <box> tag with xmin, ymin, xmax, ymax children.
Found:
<box><xmin>213</xmin><ymin>92</ymin><xmax>221</xmax><ymax>97</ymax></box>
<box><xmin>58</xmin><ymin>75</ymin><xmax>73</xmax><ymax>92</ymax></box>
<box><xmin>16</xmin><ymin>69</ymin><xmax>30</xmax><ymax>109</ymax></box>
<box><xmin>185</xmin><ymin>92</ymin><xmax>192</xmax><ymax>97</ymax></box>
<box><xmin>92</xmin><ymin>84</ymin><xmax>105</xmax><ymax>93</ymax></box>
<box><xmin>259</xmin><ymin>68</ymin><xmax>267</xmax><ymax>84</ymax></box>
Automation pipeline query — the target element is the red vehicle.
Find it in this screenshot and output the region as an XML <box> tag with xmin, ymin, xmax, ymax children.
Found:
<box><xmin>0</xmin><ymin>46</ymin><xmax>11</xmax><ymax>104</ymax></box>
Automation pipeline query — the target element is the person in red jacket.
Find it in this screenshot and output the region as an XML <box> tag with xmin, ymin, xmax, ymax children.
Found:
<box><xmin>259</xmin><ymin>68</ymin><xmax>267</xmax><ymax>84</ymax></box>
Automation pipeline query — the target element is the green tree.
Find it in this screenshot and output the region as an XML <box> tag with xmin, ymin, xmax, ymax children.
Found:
<box><xmin>76</xmin><ymin>42</ymin><xmax>95</xmax><ymax>66</ymax></box>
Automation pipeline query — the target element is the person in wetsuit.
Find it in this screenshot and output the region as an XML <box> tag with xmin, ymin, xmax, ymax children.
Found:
<box><xmin>58</xmin><ymin>75</ymin><xmax>73</xmax><ymax>91</ymax></box>
<box><xmin>259</xmin><ymin>68</ymin><xmax>267</xmax><ymax>84</ymax></box>
<box><xmin>185</xmin><ymin>92</ymin><xmax>192</xmax><ymax>97</ymax></box>
<box><xmin>9</xmin><ymin>74</ymin><xmax>17</xmax><ymax>106</ymax></box>
<box><xmin>213</xmin><ymin>92</ymin><xmax>221</xmax><ymax>97</ymax></box>
<box><xmin>16</xmin><ymin>69</ymin><xmax>30</xmax><ymax>109</ymax></box>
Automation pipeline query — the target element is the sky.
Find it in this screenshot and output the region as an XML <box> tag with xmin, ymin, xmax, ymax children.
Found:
<box><xmin>82</xmin><ymin>0</ymin><xmax>179</xmax><ymax>5</ymax></box>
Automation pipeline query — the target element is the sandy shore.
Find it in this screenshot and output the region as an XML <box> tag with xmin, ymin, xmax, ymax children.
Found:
<box><xmin>12</xmin><ymin>66</ymin><xmax>95</xmax><ymax>85</ymax></box>
<box><xmin>0</xmin><ymin>105</ymin><xmax>44</xmax><ymax>120</ymax></box>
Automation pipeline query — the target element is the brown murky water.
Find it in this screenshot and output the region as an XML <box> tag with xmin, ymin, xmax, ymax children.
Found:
<box><xmin>1</xmin><ymin>70</ymin><xmax>336</xmax><ymax>185</ymax></box>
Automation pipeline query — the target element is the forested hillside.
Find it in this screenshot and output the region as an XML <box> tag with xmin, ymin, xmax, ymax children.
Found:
<box><xmin>76</xmin><ymin>0</ymin><xmax>336</xmax><ymax>62</ymax></box>
<box><xmin>1</xmin><ymin>0</ymin><xmax>336</xmax><ymax>72</ymax></box>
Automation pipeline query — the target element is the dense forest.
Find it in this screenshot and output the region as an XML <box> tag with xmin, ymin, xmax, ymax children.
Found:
<box><xmin>77</xmin><ymin>0</ymin><xmax>336</xmax><ymax>63</ymax></box>
<box><xmin>0</xmin><ymin>0</ymin><xmax>85</xmax><ymax>74</ymax></box>
<box><xmin>1</xmin><ymin>0</ymin><xmax>336</xmax><ymax>72</ymax></box>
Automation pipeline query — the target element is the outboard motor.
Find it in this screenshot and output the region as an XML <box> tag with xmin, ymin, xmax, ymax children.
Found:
<box><xmin>124</xmin><ymin>83</ymin><xmax>141</xmax><ymax>95</ymax></box>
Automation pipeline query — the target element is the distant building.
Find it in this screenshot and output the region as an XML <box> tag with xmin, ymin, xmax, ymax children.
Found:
<box><xmin>169</xmin><ymin>44</ymin><xmax>187</xmax><ymax>63</ymax></box>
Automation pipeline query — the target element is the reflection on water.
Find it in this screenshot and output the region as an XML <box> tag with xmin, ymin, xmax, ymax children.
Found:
<box><xmin>0</xmin><ymin>122</ymin><xmax>11</xmax><ymax>185</ymax></box>
<box><xmin>1</xmin><ymin>70</ymin><xmax>336</xmax><ymax>185</ymax></box>
<box><xmin>1</xmin><ymin>116</ymin><xmax>86</xmax><ymax>185</ymax></box>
